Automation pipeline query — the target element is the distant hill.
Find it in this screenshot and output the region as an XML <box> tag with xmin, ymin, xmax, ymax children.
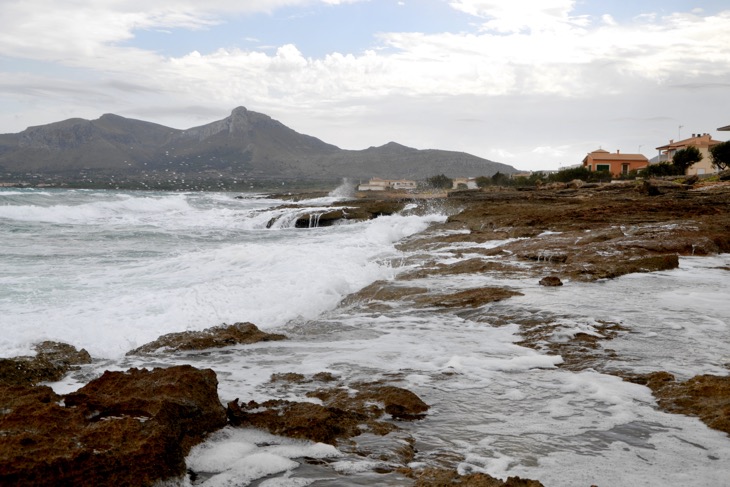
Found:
<box><xmin>0</xmin><ymin>107</ymin><xmax>516</xmax><ymax>186</ymax></box>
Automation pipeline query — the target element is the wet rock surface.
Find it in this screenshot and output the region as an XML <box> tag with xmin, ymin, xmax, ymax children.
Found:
<box><xmin>623</xmin><ymin>372</ymin><xmax>730</xmax><ymax>435</ymax></box>
<box><xmin>0</xmin><ymin>365</ymin><xmax>227</xmax><ymax>487</ymax></box>
<box><xmin>432</xmin><ymin>183</ymin><xmax>730</xmax><ymax>285</ymax></box>
<box><xmin>0</xmin><ymin>341</ymin><xmax>92</xmax><ymax>387</ymax></box>
<box><xmin>390</xmin><ymin>182</ymin><xmax>730</xmax><ymax>437</ymax></box>
<box><xmin>127</xmin><ymin>321</ymin><xmax>286</xmax><ymax>355</ymax></box>
<box><xmin>227</xmin><ymin>376</ymin><xmax>429</xmax><ymax>445</ymax></box>
<box><xmin>409</xmin><ymin>468</ymin><xmax>545</xmax><ymax>486</ymax></box>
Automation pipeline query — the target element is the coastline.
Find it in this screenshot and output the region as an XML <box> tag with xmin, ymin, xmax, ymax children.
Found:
<box><xmin>1</xmin><ymin>180</ymin><xmax>729</xmax><ymax>486</ymax></box>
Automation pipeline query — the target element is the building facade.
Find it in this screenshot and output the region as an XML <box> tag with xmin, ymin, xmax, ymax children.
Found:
<box><xmin>655</xmin><ymin>133</ymin><xmax>722</xmax><ymax>175</ymax></box>
<box><xmin>357</xmin><ymin>178</ymin><xmax>417</xmax><ymax>191</ymax></box>
<box><xmin>582</xmin><ymin>149</ymin><xmax>649</xmax><ymax>177</ymax></box>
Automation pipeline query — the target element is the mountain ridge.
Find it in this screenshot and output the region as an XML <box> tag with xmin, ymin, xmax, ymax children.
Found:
<box><xmin>0</xmin><ymin>107</ymin><xmax>517</xmax><ymax>185</ymax></box>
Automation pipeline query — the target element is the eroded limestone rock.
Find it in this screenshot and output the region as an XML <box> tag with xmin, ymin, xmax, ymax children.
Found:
<box><xmin>0</xmin><ymin>365</ymin><xmax>227</xmax><ymax>486</ymax></box>
<box><xmin>127</xmin><ymin>321</ymin><xmax>285</xmax><ymax>355</ymax></box>
<box><xmin>0</xmin><ymin>341</ymin><xmax>92</xmax><ymax>387</ymax></box>
<box><xmin>625</xmin><ymin>372</ymin><xmax>730</xmax><ymax>435</ymax></box>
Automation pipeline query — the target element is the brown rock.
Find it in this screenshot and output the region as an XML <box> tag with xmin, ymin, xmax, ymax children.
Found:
<box><xmin>587</xmin><ymin>254</ymin><xmax>679</xmax><ymax>280</ymax></box>
<box><xmin>538</xmin><ymin>276</ymin><xmax>563</xmax><ymax>286</ymax></box>
<box><xmin>0</xmin><ymin>341</ymin><xmax>92</xmax><ymax>387</ymax></box>
<box><xmin>227</xmin><ymin>399</ymin><xmax>366</xmax><ymax>444</ymax></box>
<box><xmin>0</xmin><ymin>365</ymin><xmax>227</xmax><ymax>487</ymax></box>
<box><xmin>416</xmin><ymin>287</ymin><xmax>523</xmax><ymax>308</ymax></box>
<box><xmin>627</xmin><ymin>372</ymin><xmax>730</xmax><ymax>435</ymax></box>
<box><xmin>410</xmin><ymin>467</ymin><xmax>545</xmax><ymax>486</ymax></box>
<box><xmin>354</xmin><ymin>384</ymin><xmax>430</xmax><ymax>420</ymax></box>
<box><xmin>227</xmin><ymin>381</ymin><xmax>429</xmax><ymax>444</ymax></box>
<box><xmin>127</xmin><ymin>321</ymin><xmax>286</xmax><ymax>355</ymax></box>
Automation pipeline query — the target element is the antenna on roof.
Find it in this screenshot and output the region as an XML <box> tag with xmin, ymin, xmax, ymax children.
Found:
<box><xmin>678</xmin><ymin>125</ymin><xmax>683</xmax><ymax>139</ymax></box>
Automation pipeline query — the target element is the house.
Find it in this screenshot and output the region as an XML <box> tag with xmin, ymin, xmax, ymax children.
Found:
<box><xmin>357</xmin><ymin>178</ymin><xmax>417</xmax><ymax>191</ymax></box>
<box><xmin>655</xmin><ymin>133</ymin><xmax>722</xmax><ymax>175</ymax></box>
<box><xmin>451</xmin><ymin>177</ymin><xmax>478</xmax><ymax>190</ymax></box>
<box><xmin>582</xmin><ymin>149</ymin><xmax>649</xmax><ymax>177</ymax></box>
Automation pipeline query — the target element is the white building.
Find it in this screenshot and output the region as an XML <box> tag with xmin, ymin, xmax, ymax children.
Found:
<box><xmin>358</xmin><ymin>178</ymin><xmax>417</xmax><ymax>191</ymax></box>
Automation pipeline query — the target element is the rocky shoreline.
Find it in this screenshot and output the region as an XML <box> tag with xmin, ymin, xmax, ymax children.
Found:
<box><xmin>2</xmin><ymin>180</ymin><xmax>729</xmax><ymax>486</ymax></box>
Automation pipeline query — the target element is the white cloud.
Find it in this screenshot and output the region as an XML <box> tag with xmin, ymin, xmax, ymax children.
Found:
<box><xmin>1</xmin><ymin>1</ymin><xmax>729</xmax><ymax>171</ymax></box>
<box><xmin>448</xmin><ymin>0</ymin><xmax>588</xmax><ymax>33</ymax></box>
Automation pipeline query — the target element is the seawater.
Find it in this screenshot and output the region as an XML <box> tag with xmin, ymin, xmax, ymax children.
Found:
<box><xmin>1</xmin><ymin>188</ymin><xmax>729</xmax><ymax>486</ymax></box>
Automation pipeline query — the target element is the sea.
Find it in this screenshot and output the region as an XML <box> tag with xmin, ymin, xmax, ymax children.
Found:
<box><xmin>1</xmin><ymin>186</ymin><xmax>729</xmax><ymax>487</ymax></box>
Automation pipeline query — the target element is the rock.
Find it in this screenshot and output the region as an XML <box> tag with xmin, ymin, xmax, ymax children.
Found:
<box><xmin>539</xmin><ymin>276</ymin><xmax>563</xmax><ymax>286</ymax></box>
<box><xmin>718</xmin><ymin>169</ymin><xmax>730</xmax><ymax>181</ymax></box>
<box><xmin>625</xmin><ymin>372</ymin><xmax>730</xmax><ymax>435</ymax></box>
<box><xmin>587</xmin><ymin>254</ymin><xmax>679</xmax><ymax>280</ymax></box>
<box><xmin>684</xmin><ymin>174</ymin><xmax>700</xmax><ymax>185</ymax></box>
<box><xmin>227</xmin><ymin>399</ymin><xmax>367</xmax><ymax>444</ymax></box>
<box><xmin>356</xmin><ymin>385</ymin><xmax>430</xmax><ymax>420</ymax></box>
<box><xmin>0</xmin><ymin>365</ymin><xmax>227</xmax><ymax>486</ymax></box>
<box><xmin>127</xmin><ymin>322</ymin><xmax>285</xmax><ymax>355</ymax></box>
<box><xmin>566</xmin><ymin>179</ymin><xmax>584</xmax><ymax>189</ymax></box>
<box><xmin>415</xmin><ymin>287</ymin><xmax>523</xmax><ymax>308</ymax></box>
<box><xmin>288</xmin><ymin>199</ymin><xmax>409</xmax><ymax>227</ymax></box>
<box><xmin>410</xmin><ymin>467</ymin><xmax>545</xmax><ymax>486</ymax></box>
<box><xmin>227</xmin><ymin>381</ymin><xmax>429</xmax><ymax>444</ymax></box>
<box><xmin>640</xmin><ymin>179</ymin><xmax>687</xmax><ymax>195</ymax></box>
<box><xmin>0</xmin><ymin>341</ymin><xmax>92</xmax><ymax>387</ymax></box>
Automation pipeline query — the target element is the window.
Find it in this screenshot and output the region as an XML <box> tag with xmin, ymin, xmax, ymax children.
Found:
<box><xmin>596</xmin><ymin>164</ymin><xmax>611</xmax><ymax>172</ymax></box>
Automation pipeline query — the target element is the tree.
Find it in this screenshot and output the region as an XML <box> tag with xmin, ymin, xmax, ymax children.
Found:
<box><xmin>710</xmin><ymin>141</ymin><xmax>730</xmax><ymax>171</ymax></box>
<box><xmin>475</xmin><ymin>176</ymin><xmax>491</xmax><ymax>188</ymax></box>
<box><xmin>491</xmin><ymin>171</ymin><xmax>511</xmax><ymax>186</ymax></box>
<box><xmin>672</xmin><ymin>146</ymin><xmax>702</xmax><ymax>174</ymax></box>
<box><xmin>641</xmin><ymin>161</ymin><xmax>683</xmax><ymax>178</ymax></box>
<box><xmin>426</xmin><ymin>174</ymin><xmax>453</xmax><ymax>189</ymax></box>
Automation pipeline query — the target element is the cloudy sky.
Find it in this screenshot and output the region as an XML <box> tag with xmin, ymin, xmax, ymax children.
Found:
<box><xmin>1</xmin><ymin>0</ymin><xmax>729</xmax><ymax>171</ymax></box>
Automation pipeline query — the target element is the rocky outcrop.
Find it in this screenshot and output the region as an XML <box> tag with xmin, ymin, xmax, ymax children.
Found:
<box><xmin>227</xmin><ymin>380</ymin><xmax>429</xmax><ymax>445</ymax></box>
<box><xmin>410</xmin><ymin>467</ymin><xmax>545</xmax><ymax>486</ymax></box>
<box><xmin>538</xmin><ymin>276</ymin><xmax>563</xmax><ymax>286</ymax></box>
<box><xmin>290</xmin><ymin>199</ymin><xmax>409</xmax><ymax>227</ymax></box>
<box><xmin>0</xmin><ymin>365</ymin><xmax>227</xmax><ymax>486</ymax></box>
<box><xmin>415</xmin><ymin>287</ymin><xmax>523</xmax><ymax>308</ymax></box>
<box><xmin>127</xmin><ymin>322</ymin><xmax>286</xmax><ymax>355</ymax></box>
<box><xmin>625</xmin><ymin>372</ymin><xmax>730</xmax><ymax>435</ymax></box>
<box><xmin>0</xmin><ymin>341</ymin><xmax>92</xmax><ymax>387</ymax></box>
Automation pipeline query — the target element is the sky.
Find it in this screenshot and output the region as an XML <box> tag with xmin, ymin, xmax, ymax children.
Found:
<box><xmin>1</xmin><ymin>0</ymin><xmax>729</xmax><ymax>172</ymax></box>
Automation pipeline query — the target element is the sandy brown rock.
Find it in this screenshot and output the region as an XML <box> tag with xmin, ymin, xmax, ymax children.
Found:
<box><xmin>0</xmin><ymin>365</ymin><xmax>227</xmax><ymax>487</ymax></box>
<box><xmin>0</xmin><ymin>341</ymin><xmax>92</xmax><ymax>387</ymax></box>
<box><xmin>227</xmin><ymin>380</ymin><xmax>429</xmax><ymax>445</ymax></box>
<box><xmin>624</xmin><ymin>372</ymin><xmax>730</xmax><ymax>435</ymax></box>
<box><xmin>415</xmin><ymin>287</ymin><xmax>523</xmax><ymax>308</ymax></box>
<box><xmin>410</xmin><ymin>467</ymin><xmax>545</xmax><ymax>486</ymax></box>
<box><xmin>538</xmin><ymin>276</ymin><xmax>563</xmax><ymax>286</ymax></box>
<box><xmin>127</xmin><ymin>321</ymin><xmax>285</xmax><ymax>355</ymax></box>
<box><xmin>227</xmin><ymin>398</ymin><xmax>368</xmax><ymax>444</ymax></box>
<box><xmin>340</xmin><ymin>280</ymin><xmax>429</xmax><ymax>306</ymax></box>
<box><xmin>516</xmin><ymin>320</ymin><xmax>627</xmax><ymax>372</ymax></box>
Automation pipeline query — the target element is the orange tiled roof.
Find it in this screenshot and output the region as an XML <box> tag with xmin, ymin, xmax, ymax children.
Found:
<box><xmin>656</xmin><ymin>134</ymin><xmax>721</xmax><ymax>151</ymax></box>
<box><xmin>583</xmin><ymin>149</ymin><xmax>647</xmax><ymax>163</ymax></box>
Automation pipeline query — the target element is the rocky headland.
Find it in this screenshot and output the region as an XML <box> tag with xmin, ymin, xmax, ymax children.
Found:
<box><xmin>1</xmin><ymin>179</ymin><xmax>729</xmax><ymax>486</ymax></box>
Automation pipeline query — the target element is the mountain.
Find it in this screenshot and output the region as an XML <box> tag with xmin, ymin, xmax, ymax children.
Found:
<box><xmin>0</xmin><ymin>107</ymin><xmax>516</xmax><ymax>185</ymax></box>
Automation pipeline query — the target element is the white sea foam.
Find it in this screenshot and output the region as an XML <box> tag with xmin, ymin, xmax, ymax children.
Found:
<box><xmin>186</xmin><ymin>428</ymin><xmax>340</xmax><ymax>486</ymax></box>
<box><xmin>0</xmin><ymin>189</ymin><xmax>445</xmax><ymax>358</ymax></box>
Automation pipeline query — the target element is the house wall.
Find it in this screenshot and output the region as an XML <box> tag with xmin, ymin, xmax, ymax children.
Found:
<box><xmin>583</xmin><ymin>157</ymin><xmax>647</xmax><ymax>177</ymax></box>
<box><xmin>656</xmin><ymin>134</ymin><xmax>721</xmax><ymax>175</ymax></box>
